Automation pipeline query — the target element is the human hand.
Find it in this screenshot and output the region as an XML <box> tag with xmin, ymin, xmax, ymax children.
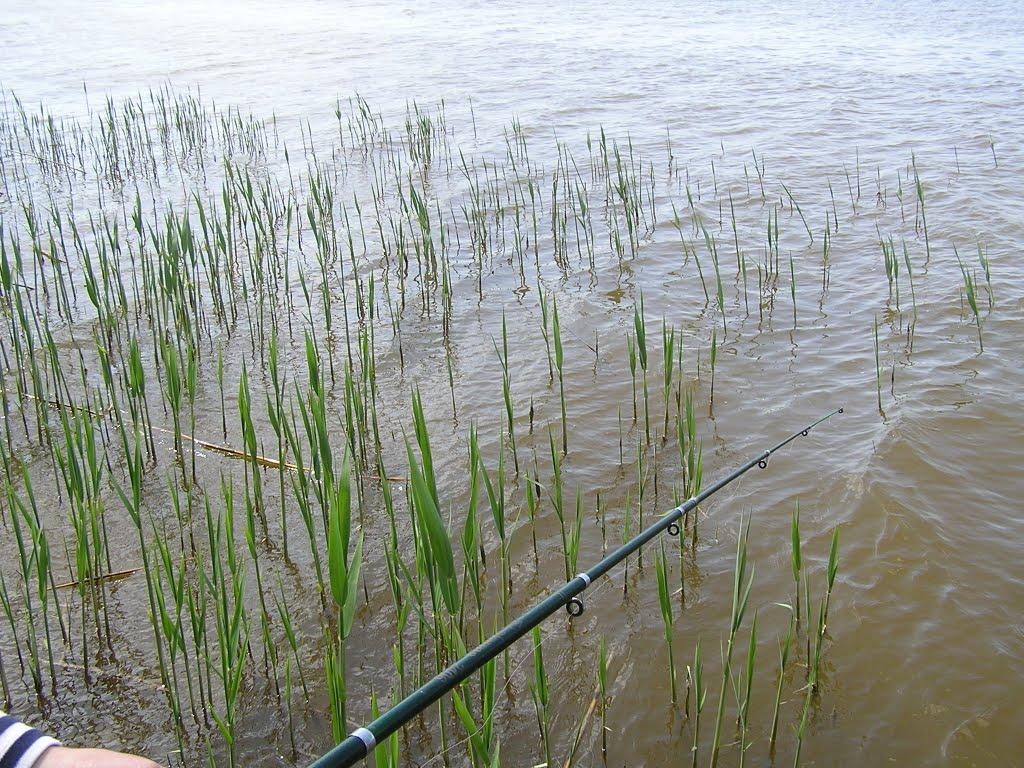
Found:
<box><xmin>35</xmin><ymin>746</ymin><xmax>161</xmax><ymax>768</ymax></box>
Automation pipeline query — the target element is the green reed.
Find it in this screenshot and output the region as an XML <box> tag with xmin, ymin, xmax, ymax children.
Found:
<box><xmin>530</xmin><ymin>626</ymin><xmax>552</xmax><ymax>768</ymax></box>
<box><xmin>703</xmin><ymin>224</ymin><xmax>727</xmax><ymax>331</ymax></box>
<box><xmin>662</xmin><ymin>320</ymin><xmax>676</xmax><ymax>439</ymax></box>
<box><xmin>781</xmin><ymin>182</ymin><xmax>813</xmax><ymax>244</ymax></box>
<box><xmin>598</xmin><ymin>637</ymin><xmax>611</xmax><ymax>760</ymax></box>
<box><xmin>734</xmin><ymin>610</ymin><xmax>758</xmax><ymax>768</ymax></box>
<box><xmin>690</xmin><ymin>639</ymin><xmax>706</xmax><ymax>768</ymax></box>
<box><xmin>552</xmin><ymin>297</ymin><xmax>568</xmax><ymax>453</ymax></box>
<box><xmin>7</xmin><ymin>480</ymin><xmax>56</xmax><ymax>694</ymax></box>
<box><xmin>496</xmin><ymin>311</ymin><xmax>519</xmax><ymax>473</ymax></box>
<box><xmin>655</xmin><ymin>544</ymin><xmax>677</xmax><ymax>704</ymax></box>
<box><xmin>480</xmin><ymin>437</ymin><xmax>511</xmax><ymax>653</ymax></box>
<box><xmin>326</xmin><ymin>454</ymin><xmax>364</xmax><ymax>736</ymax></box>
<box><xmin>957</xmin><ymin>251</ymin><xmax>984</xmax><ymax>352</ymax></box>
<box><xmin>769</xmin><ymin>607</ymin><xmax>795</xmax><ymax>752</ymax></box>
<box><xmin>903</xmin><ymin>239</ymin><xmax>917</xmax><ymax>320</ymax></box>
<box><xmin>452</xmin><ymin>658</ymin><xmax>499</xmax><ymax>768</ymax></box>
<box><xmin>789</xmin><ymin>254</ymin><xmax>797</xmax><ymax>327</ymax></box>
<box><xmin>912</xmin><ymin>154</ymin><xmax>931</xmax><ymax>263</ymax></box>
<box><xmin>464</xmin><ymin>426</ymin><xmax>485</xmax><ymax>637</ymax></box>
<box><xmin>709</xmin><ymin>328</ymin><xmax>718</xmax><ymax>411</ymax></box>
<box><xmin>549</xmin><ymin>430</ymin><xmax>570</xmax><ymax>581</ymax></box>
<box><xmin>710</xmin><ymin>518</ymin><xmax>753</xmax><ymax>768</ymax></box>
<box><xmin>791</xmin><ymin>502</ymin><xmax>802</xmax><ymax>626</ymax></box>
<box><xmin>627</xmin><ymin>332</ymin><xmax>638</xmax><ymax>423</ymax></box>
<box><xmin>633</xmin><ymin>296</ymin><xmax>651</xmax><ymax>443</ymax></box>
<box><xmin>977</xmin><ymin>242</ymin><xmax>993</xmax><ymax>308</ymax></box>
<box><xmin>0</xmin><ymin>86</ymin><xmax>876</xmax><ymax>767</ymax></box>
<box><xmin>823</xmin><ymin>527</ymin><xmax>841</xmax><ymax>630</ymax></box>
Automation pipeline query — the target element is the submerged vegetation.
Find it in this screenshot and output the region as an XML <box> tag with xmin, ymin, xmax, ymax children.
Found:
<box><xmin>0</xmin><ymin>85</ymin><xmax>1001</xmax><ymax>766</ymax></box>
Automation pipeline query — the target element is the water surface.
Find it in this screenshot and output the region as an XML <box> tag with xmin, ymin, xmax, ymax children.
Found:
<box><xmin>1</xmin><ymin>1</ymin><xmax>1023</xmax><ymax>766</ymax></box>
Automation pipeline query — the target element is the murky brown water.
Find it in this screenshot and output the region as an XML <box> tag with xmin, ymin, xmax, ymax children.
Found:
<box><xmin>2</xmin><ymin>1</ymin><xmax>1024</xmax><ymax>766</ymax></box>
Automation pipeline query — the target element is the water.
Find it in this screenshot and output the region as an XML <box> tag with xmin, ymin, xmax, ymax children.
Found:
<box><xmin>2</xmin><ymin>1</ymin><xmax>1024</xmax><ymax>766</ymax></box>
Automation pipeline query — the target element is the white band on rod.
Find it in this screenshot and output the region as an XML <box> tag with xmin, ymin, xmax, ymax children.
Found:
<box><xmin>352</xmin><ymin>727</ymin><xmax>376</xmax><ymax>752</ymax></box>
<box><xmin>575</xmin><ymin>573</ymin><xmax>591</xmax><ymax>587</ymax></box>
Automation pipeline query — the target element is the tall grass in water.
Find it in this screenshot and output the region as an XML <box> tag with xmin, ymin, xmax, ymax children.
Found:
<box><xmin>781</xmin><ymin>181</ymin><xmax>813</xmax><ymax>245</ymax></box>
<box><xmin>662</xmin><ymin>320</ymin><xmax>677</xmax><ymax>440</ymax></box>
<box><xmin>480</xmin><ymin>435</ymin><xmax>511</xmax><ymax>654</ymax></box>
<box><xmin>794</xmin><ymin>528</ymin><xmax>841</xmax><ymax>768</ymax></box>
<box><xmin>552</xmin><ymin>297</ymin><xmax>568</xmax><ymax>454</ymax></box>
<box><xmin>598</xmin><ymin>637</ymin><xmax>612</xmax><ymax>760</ymax></box>
<box><xmin>0</xmin><ymin>89</ymin><xmax>870</xmax><ymax>767</ymax></box>
<box><xmin>733</xmin><ymin>610</ymin><xmax>758</xmax><ymax>768</ymax></box>
<box><xmin>407</xmin><ymin>389</ymin><xmax>463</xmax><ymax>759</ymax></box>
<box><xmin>911</xmin><ymin>155</ymin><xmax>931</xmax><ymax>264</ymax></box>
<box><xmin>977</xmin><ymin>242</ymin><xmax>993</xmax><ymax>309</ymax></box>
<box><xmin>549</xmin><ymin>429</ymin><xmax>571</xmax><ymax>581</ymax></box>
<box><xmin>881</xmin><ymin>236</ymin><xmax>900</xmax><ymax>311</ymax></box>
<box><xmin>633</xmin><ymin>296</ymin><xmax>651</xmax><ymax>443</ymax></box>
<box><xmin>530</xmin><ymin>626</ymin><xmax>552</xmax><ymax>768</ymax></box>
<box><xmin>903</xmin><ymin>240</ymin><xmax>917</xmax><ymax>321</ymax></box>
<box><xmin>956</xmin><ymin>248</ymin><xmax>984</xmax><ymax>352</ymax></box>
<box><xmin>690</xmin><ymin>640</ymin><xmax>706</xmax><ymax>768</ymax></box>
<box><xmin>6</xmin><ymin>478</ymin><xmax>58</xmax><ymax>695</ymax></box>
<box><xmin>326</xmin><ymin>454</ymin><xmax>364</xmax><ymax>737</ymax></box>
<box><xmin>709</xmin><ymin>328</ymin><xmax>718</xmax><ymax>412</ymax></box>
<box><xmin>655</xmin><ymin>544</ymin><xmax>677</xmax><ymax>704</ymax></box>
<box><xmin>627</xmin><ymin>332</ymin><xmax>638</xmax><ymax>423</ymax></box>
<box><xmin>710</xmin><ymin>519</ymin><xmax>753</xmax><ymax>768</ymax></box>
<box><xmin>451</xmin><ymin>658</ymin><xmax>499</xmax><ymax>768</ymax></box>
<box><xmin>791</xmin><ymin>502</ymin><xmax>803</xmax><ymax>626</ymax></box>
<box><xmin>496</xmin><ymin>311</ymin><xmax>519</xmax><ymax>473</ymax></box>
<box><xmin>769</xmin><ymin>607</ymin><xmax>795</xmax><ymax>753</ymax></box>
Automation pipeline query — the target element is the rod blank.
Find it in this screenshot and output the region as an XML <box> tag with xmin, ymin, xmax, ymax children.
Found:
<box><xmin>309</xmin><ymin>407</ymin><xmax>842</xmax><ymax>768</ymax></box>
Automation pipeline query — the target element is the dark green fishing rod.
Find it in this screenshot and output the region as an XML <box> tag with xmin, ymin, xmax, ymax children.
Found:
<box><xmin>309</xmin><ymin>407</ymin><xmax>842</xmax><ymax>768</ymax></box>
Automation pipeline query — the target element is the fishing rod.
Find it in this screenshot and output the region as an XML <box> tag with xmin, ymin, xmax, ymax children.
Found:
<box><xmin>310</xmin><ymin>407</ymin><xmax>843</xmax><ymax>768</ymax></box>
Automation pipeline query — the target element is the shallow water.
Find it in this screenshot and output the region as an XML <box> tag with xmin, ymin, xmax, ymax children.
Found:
<box><xmin>2</xmin><ymin>1</ymin><xmax>1024</xmax><ymax>766</ymax></box>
